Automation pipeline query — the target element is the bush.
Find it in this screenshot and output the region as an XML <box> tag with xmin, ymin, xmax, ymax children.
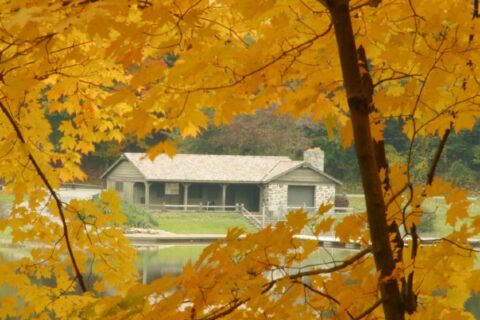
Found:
<box><xmin>447</xmin><ymin>160</ymin><xmax>476</xmax><ymax>188</ymax></box>
<box><xmin>121</xmin><ymin>203</ymin><xmax>159</xmax><ymax>228</ymax></box>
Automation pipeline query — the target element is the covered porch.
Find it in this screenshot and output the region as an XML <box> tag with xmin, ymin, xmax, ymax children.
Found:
<box><xmin>132</xmin><ymin>181</ymin><xmax>261</xmax><ymax>212</ymax></box>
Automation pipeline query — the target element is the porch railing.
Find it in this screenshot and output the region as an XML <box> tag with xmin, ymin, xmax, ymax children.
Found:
<box><xmin>146</xmin><ymin>203</ymin><xmax>242</xmax><ymax>212</ymax></box>
<box><xmin>239</xmin><ymin>205</ymin><xmax>262</xmax><ymax>229</ymax></box>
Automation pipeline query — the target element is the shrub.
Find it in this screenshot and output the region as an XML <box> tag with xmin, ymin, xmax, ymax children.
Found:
<box><xmin>448</xmin><ymin>160</ymin><xmax>476</xmax><ymax>188</ymax></box>
<box><xmin>121</xmin><ymin>203</ymin><xmax>159</xmax><ymax>228</ymax></box>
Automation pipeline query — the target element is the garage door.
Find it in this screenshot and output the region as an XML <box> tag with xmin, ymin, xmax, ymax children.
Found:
<box><xmin>287</xmin><ymin>185</ymin><xmax>315</xmax><ymax>208</ymax></box>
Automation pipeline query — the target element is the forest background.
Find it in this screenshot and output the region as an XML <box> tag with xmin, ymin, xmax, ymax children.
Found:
<box><xmin>72</xmin><ymin>110</ymin><xmax>480</xmax><ymax>194</ymax></box>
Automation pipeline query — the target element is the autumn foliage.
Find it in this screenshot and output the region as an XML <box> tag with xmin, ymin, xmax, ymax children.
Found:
<box><xmin>0</xmin><ymin>0</ymin><xmax>479</xmax><ymax>319</ymax></box>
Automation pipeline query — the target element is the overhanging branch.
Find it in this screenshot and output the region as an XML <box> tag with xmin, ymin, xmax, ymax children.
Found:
<box><xmin>0</xmin><ymin>100</ymin><xmax>87</xmax><ymax>293</ymax></box>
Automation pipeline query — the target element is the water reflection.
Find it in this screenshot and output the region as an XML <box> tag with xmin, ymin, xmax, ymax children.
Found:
<box><xmin>1</xmin><ymin>245</ymin><xmax>480</xmax><ymax>319</ymax></box>
<box><xmin>137</xmin><ymin>245</ymin><xmax>356</xmax><ymax>284</ymax></box>
<box><xmin>138</xmin><ymin>245</ymin><xmax>206</xmax><ymax>283</ymax></box>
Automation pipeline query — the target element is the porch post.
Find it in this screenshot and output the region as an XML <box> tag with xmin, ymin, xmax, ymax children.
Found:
<box><xmin>183</xmin><ymin>183</ymin><xmax>190</xmax><ymax>211</ymax></box>
<box><xmin>221</xmin><ymin>184</ymin><xmax>228</xmax><ymax>211</ymax></box>
<box><xmin>144</xmin><ymin>181</ymin><xmax>150</xmax><ymax>210</ymax></box>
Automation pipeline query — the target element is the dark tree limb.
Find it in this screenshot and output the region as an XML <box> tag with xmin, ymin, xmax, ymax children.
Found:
<box><xmin>325</xmin><ymin>1</ymin><xmax>404</xmax><ymax>319</ymax></box>
<box><xmin>353</xmin><ymin>299</ymin><xmax>384</xmax><ymax>320</ymax></box>
<box><xmin>426</xmin><ymin>125</ymin><xmax>451</xmax><ymax>185</ymax></box>
<box><xmin>0</xmin><ymin>100</ymin><xmax>87</xmax><ymax>293</ymax></box>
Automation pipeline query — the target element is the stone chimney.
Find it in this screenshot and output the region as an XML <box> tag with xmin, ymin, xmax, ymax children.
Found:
<box><xmin>303</xmin><ymin>147</ymin><xmax>324</xmax><ymax>171</ymax></box>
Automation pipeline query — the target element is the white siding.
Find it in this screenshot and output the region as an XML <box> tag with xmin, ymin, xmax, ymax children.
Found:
<box><xmin>107</xmin><ymin>160</ymin><xmax>144</xmax><ymax>181</ymax></box>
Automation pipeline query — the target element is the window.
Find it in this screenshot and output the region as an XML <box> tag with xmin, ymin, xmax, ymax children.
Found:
<box><xmin>115</xmin><ymin>181</ymin><xmax>123</xmax><ymax>192</ymax></box>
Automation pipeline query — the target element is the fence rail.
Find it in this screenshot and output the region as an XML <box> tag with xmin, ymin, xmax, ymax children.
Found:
<box><xmin>147</xmin><ymin>203</ymin><xmax>242</xmax><ymax>212</ymax></box>
<box><xmin>145</xmin><ymin>203</ymin><xmax>359</xmax><ymax>232</ymax></box>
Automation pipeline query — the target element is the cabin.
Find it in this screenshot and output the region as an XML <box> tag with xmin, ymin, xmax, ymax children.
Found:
<box><xmin>101</xmin><ymin>148</ymin><xmax>341</xmax><ymax>217</ymax></box>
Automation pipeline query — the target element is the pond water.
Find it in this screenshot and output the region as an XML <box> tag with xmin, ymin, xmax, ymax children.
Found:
<box><xmin>1</xmin><ymin>244</ymin><xmax>480</xmax><ymax>318</ymax></box>
<box><xmin>137</xmin><ymin>244</ymin><xmax>355</xmax><ymax>283</ymax></box>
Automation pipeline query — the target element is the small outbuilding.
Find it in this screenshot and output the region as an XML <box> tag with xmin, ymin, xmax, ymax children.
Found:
<box><xmin>101</xmin><ymin>148</ymin><xmax>341</xmax><ymax>217</ymax></box>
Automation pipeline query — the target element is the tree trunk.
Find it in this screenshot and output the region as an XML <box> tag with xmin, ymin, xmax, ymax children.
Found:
<box><xmin>326</xmin><ymin>1</ymin><xmax>404</xmax><ymax>319</ymax></box>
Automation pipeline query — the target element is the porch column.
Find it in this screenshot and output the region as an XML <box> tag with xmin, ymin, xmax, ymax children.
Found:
<box><xmin>183</xmin><ymin>183</ymin><xmax>190</xmax><ymax>211</ymax></box>
<box><xmin>144</xmin><ymin>181</ymin><xmax>150</xmax><ymax>210</ymax></box>
<box><xmin>259</xmin><ymin>185</ymin><xmax>265</xmax><ymax>227</ymax></box>
<box><xmin>221</xmin><ymin>184</ymin><xmax>228</xmax><ymax>211</ymax></box>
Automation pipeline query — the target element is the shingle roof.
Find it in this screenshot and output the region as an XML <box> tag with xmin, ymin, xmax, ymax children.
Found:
<box><xmin>102</xmin><ymin>152</ymin><xmax>341</xmax><ymax>184</ymax></box>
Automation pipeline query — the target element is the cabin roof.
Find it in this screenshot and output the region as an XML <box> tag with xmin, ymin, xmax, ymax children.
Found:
<box><xmin>101</xmin><ymin>152</ymin><xmax>341</xmax><ymax>185</ymax></box>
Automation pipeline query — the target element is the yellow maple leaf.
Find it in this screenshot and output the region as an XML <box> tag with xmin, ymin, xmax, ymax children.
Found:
<box><xmin>147</xmin><ymin>140</ymin><xmax>177</xmax><ymax>160</ymax></box>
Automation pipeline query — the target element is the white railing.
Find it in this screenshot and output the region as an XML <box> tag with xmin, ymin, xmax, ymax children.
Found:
<box><xmin>146</xmin><ymin>203</ymin><xmax>242</xmax><ymax>212</ymax></box>
<box><xmin>239</xmin><ymin>205</ymin><xmax>262</xmax><ymax>229</ymax></box>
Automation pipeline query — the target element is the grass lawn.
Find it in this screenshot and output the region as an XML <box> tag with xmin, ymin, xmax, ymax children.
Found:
<box><xmin>347</xmin><ymin>194</ymin><xmax>480</xmax><ymax>236</ymax></box>
<box><xmin>152</xmin><ymin>211</ymin><xmax>256</xmax><ymax>234</ymax></box>
<box><xmin>346</xmin><ymin>194</ymin><xmax>366</xmax><ymax>212</ymax></box>
<box><xmin>0</xmin><ymin>227</ymin><xmax>11</xmax><ymax>242</ymax></box>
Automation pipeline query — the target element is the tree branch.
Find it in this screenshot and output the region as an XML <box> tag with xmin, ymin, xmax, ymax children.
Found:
<box><xmin>199</xmin><ymin>247</ymin><xmax>372</xmax><ymax>320</ymax></box>
<box><xmin>288</xmin><ymin>246</ymin><xmax>371</xmax><ymax>279</ymax></box>
<box><xmin>353</xmin><ymin>299</ymin><xmax>384</xmax><ymax>320</ymax></box>
<box><xmin>293</xmin><ymin>279</ymin><xmax>341</xmax><ymax>304</ymax></box>
<box><xmin>426</xmin><ymin>124</ymin><xmax>451</xmax><ymax>185</ymax></box>
<box><xmin>0</xmin><ymin>100</ymin><xmax>87</xmax><ymax>293</ymax></box>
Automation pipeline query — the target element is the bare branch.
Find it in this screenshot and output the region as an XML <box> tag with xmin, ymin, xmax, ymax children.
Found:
<box><xmin>353</xmin><ymin>299</ymin><xmax>384</xmax><ymax>320</ymax></box>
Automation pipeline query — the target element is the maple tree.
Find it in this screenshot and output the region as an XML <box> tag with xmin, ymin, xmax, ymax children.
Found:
<box><xmin>0</xmin><ymin>0</ymin><xmax>480</xmax><ymax>319</ymax></box>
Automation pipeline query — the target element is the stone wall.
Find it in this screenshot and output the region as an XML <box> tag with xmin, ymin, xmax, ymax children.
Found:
<box><xmin>314</xmin><ymin>184</ymin><xmax>335</xmax><ymax>212</ymax></box>
<box><xmin>263</xmin><ymin>183</ymin><xmax>288</xmax><ymax>216</ymax></box>
<box><xmin>263</xmin><ymin>183</ymin><xmax>336</xmax><ymax>216</ymax></box>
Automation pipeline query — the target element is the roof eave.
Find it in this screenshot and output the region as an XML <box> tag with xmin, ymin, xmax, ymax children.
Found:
<box><xmin>100</xmin><ymin>154</ymin><xmax>126</xmax><ymax>180</ymax></box>
<box><xmin>264</xmin><ymin>162</ymin><xmax>343</xmax><ymax>185</ymax></box>
<box><xmin>100</xmin><ymin>154</ymin><xmax>148</xmax><ymax>181</ymax></box>
<box><xmin>263</xmin><ymin>162</ymin><xmax>304</xmax><ymax>183</ymax></box>
<box><xmin>302</xmin><ymin>163</ymin><xmax>343</xmax><ymax>185</ymax></box>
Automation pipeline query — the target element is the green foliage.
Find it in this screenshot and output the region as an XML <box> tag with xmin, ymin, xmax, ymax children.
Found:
<box><xmin>447</xmin><ymin>160</ymin><xmax>477</xmax><ymax>188</ymax></box>
<box><xmin>179</xmin><ymin>108</ymin><xmax>311</xmax><ymax>159</ymax></box>
<box><xmin>473</xmin><ymin>145</ymin><xmax>480</xmax><ymax>166</ymax></box>
<box><xmin>303</xmin><ymin>123</ymin><xmax>361</xmax><ymax>182</ymax></box>
<box><xmin>384</xmin><ymin>144</ymin><xmax>405</xmax><ymax>165</ymax></box>
<box><xmin>122</xmin><ymin>203</ymin><xmax>159</xmax><ymax>229</ymax></box>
